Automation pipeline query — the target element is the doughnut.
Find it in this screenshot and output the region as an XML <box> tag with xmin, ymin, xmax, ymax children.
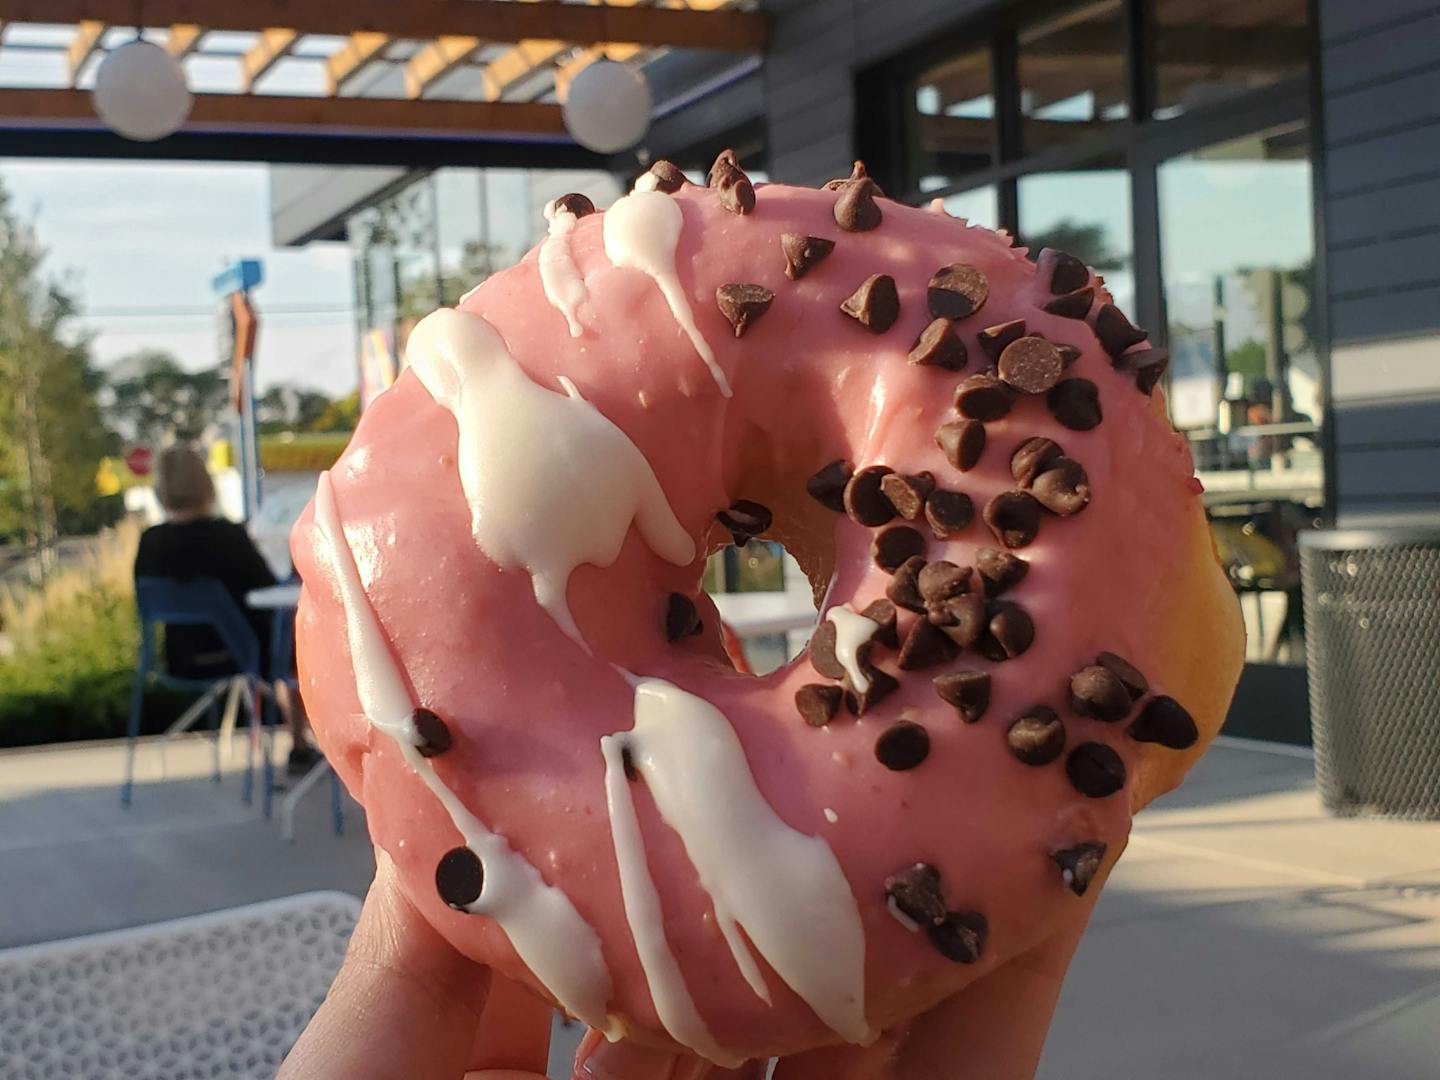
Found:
<box><xmin>291</xmin><ymin>153</ymin><xmax>1245</xmax><ymax>1064</ymax></box>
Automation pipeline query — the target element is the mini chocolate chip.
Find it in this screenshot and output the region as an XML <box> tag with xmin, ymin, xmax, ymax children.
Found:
<box><xmin>552</xmin><ymin>192</ymin><xmax>595</xmax><ymax>218</ymax></box>
<box><xmin>1129</xmin><ymin>695</ymin><xmax>1199</xmax><ymax>749</ymax></box>
<box><xmin>934</xmin><ymin>593</ymin><xmax>986</xmax><ymax>648</ymax></box>
<box><xmin>983</xmin><ymin>491</ymin><xmax>1042</xmax><ymax>549</ymax></box>
<box><xmin>908</xmin><ymin>318</ymin><xmax>968</xmax><ymax>370</ymax></box>
<box><xmin>823</xmin><ymin>161</ymin><xmax>881</xmax><ymax>194</ymax></box>
<box><xmin>978</xmin><ymin>600</ymin><xmax>1035</xmax><ymax>661</ymax></box>
<box><xmin>1093</xmin><ymin>303</ymin><xmax>1147</xmax><ymax>358</ymax></box>
<box><xmin>1042</xmin><ymin>286</ymin><xmax>1095</xmax><ymax>319</ymax></box>
<box><xmin>1048</xmin><ymin>378</ymin><xmax>1103</xmax><ymax>431</ymax></box>
<box><xmin>928</xmin><ymin>911</ymin><xmax>987</xmax><ymax>963</ymax></box>
<box><xmin>707</xmin><ymin>148</ymin><xmax>740</xmax><ymax>187</ymax></box>
<box><xmin>781</xmin><ymin>233</ymin><xmax>836</xmax><ymax>280</ymax></box>
<box><xmin>715</xmin><ymin>167</ymin><xmax>756</xmax><ymax>215</ymax></box>
<box><xmin>898</xmin><ymin>618</ymin><xmax>960</xmax><ymax>670</ymax></box>
<box><xmin>880</xmin><ymin>472</ymin><xmax>936</xmax><ymax>520</ymax></box>
<box><xmin>887</xmin><ymin>555</ymin><xmax>927</xmax><ymax>613</ymax></box>
<box><xmin>715</xmin><ymin>283</ymin><xmax>774</xmax><ymax>337</ymax></box>
<box><xmin>1096</xmin><ymin>651</ymin><xmax>1148</xmax><ymax>700</ymax></box>
<box><xmin>1010</xmin><ymin>437</ymin><xmax>1064</xmax><ymax>487</ymax></box>
<box><xmin>621</xmin><ymin>744</ymin><xmax>639</xmax><ymax>781</ymax></box>
<box><xmin>1067</xmin><ymin>742</ymin><xmax>1127</xmax><ymax>798</ymax></box>
<box><xmin>954</xmin><ymin>373</ymin><xmax>1015</xmax><ymax>421</ymax></box>
<box><xmin>934</xmin><ymin>669</ymin><xmax>991</xmax><ymax>722</ymax></box>
<box><xmin>664</xmin><ymin>593</ymin><xmax>703</xmax><ymax>643</ymax></box>
<box><xmin>975</xmin><ymin>547</ymin><xmax>1029</xmax><ymax>596</ymax></box>
<box><xmin>1038</xmin><ymin>248</ymin><xmax>1090</xmax><ymax>294</ymax></box>
<box><xmin>809</xmin><ymin>619</ymin><xmax>846</xmax><ymax>680</ymax></box>
<box><xmin>925</xmin><ymin>490</ymin><xmax>975</xmax><ymax>538</ymax></box>
<box><xmin>847</xmin><ymin>665</ymin><xmax>899</xmax><ymax>716</ymax></box>
<box><xmin>875</xmin><ymin>720</ymin><xmax>930</xmax><ymax>770</ymax></box>
<box><xmin>1032</xmin><ymin>457</ymin><xmax>1090</xmax><ymax>516</ymax></box>
<box><xmin>1070</xmin><ymin>665</ymin><xmax>1133</xmax><ymax>723</ymax></box>
<box><xmin>716</xmin><ymin>499</ymin><xmax>772</xmax><ymax>545</ymax></box>
<box><xmin>998</xmin><ymin>336</ymin><xmax>1065</xmax><ymax>394</ymax></box>
<box><xmin>643</xmin><ymin>160</ymin><xmax>687</xmax><ymax>193</ymax></box>
<box><xmin>936</xmin><ymin>419</ymin><xmax>986</xmax><ymax>471</ymax></box>
<box><xmin>436</xmin><ymin>847</ymin><xmax>484</xmax><ymax>909</ymax></box>
<box><xmin>976</xmin><ymin>319</ymin><xmax>1027</xmax><ymax>362</ymax></box>
<box><xmin>412</xmin><ymin>708</ymin><xmax>452</xmax><ymax>757</ymax></box>
<box><xmin>795</xmin><ymin>683</ymin><xmax>844</xmax><ymax>727</ymax></box>
<box><xmin>1007</xmin><ymin>706</ymin><xmax>1066</xmax><ymax>765</ymax></box>
<box><xmin>1051</xmin><ymin>841</ymin><xmax>1107</xmax><ymax>896</ymax></box>
<box><xmin>845</xmin><ymin>465</ymin><xmax>897</xmax><ymax>526</ymax></box>
<box><xmin>928</xmin><ymin>264</ymin><xmax>990</xmax><ymax>320</ymax></box>
<box><xmin>1057</xmin><ymin>343</ymin><xmax>1082</xmax><ymax>367</ymax></box>
<box><xmin>884</xmin><ymin>863</ymin><xmax>946</xmax><ymax>926</ymax></box>
<box><xmin>874</xmin><ymin>526</ymin><xmax>926</xmax><ymax>572</ymax></box>
<box><xmin>834</xmin><ymin>177</ymin><xmax>883</xmax><ymax>231</ymax></box>
<box><xmin>840</xmin><ymin>273</ymin><xmax>900</xmax><ymax>332</ymax></box>
<box><xmin>859</xmin><ymin>599</ymin><xmax>900</xmax><ymax>647</ymax></box>
<box><xmin>1115</xmin><ymin>346</ymin><xmax>1170</xmax><ymax>393</ymax></box>
<box><xmin>918</xmin><ymin>560</ymin><xmax>972</xmax><ymax>603</ymax></box>
<box><xmin>807</xmin><ymin>459</ymin><xmax>854</xmax><ymax>512</ymax></box>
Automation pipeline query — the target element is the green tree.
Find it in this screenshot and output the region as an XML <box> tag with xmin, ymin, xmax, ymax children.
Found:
<box><xmin>1024</xmin><ymin>220</ymin><xmax>1128</xmax><ymax>272</ymax></box>
<box><xmin>106</xmin><ymin>349</ymin><xmax>229</xmax><ymax>444</ymax></box>
<box><xmin>257</xmin><ymin>383</ymin><xmax>334</xmax><ymax>434</ymax></box>
<box><xmin>308</xmin><ymin>391</ymin><xmax>360</xmax><ymax>433</ymax></box>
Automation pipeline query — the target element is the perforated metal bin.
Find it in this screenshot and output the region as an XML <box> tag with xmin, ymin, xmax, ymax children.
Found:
<box><xmin>1299</xmin><ymin>526</ymin><xmax>1440</xmax><ymax>820</ymax></box>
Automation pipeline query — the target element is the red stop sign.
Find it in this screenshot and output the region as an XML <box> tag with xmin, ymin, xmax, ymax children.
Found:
<box><xmin>125</xmin><ymin>446</ymin><xmax>153</xmax><ymax>476</ymax></box>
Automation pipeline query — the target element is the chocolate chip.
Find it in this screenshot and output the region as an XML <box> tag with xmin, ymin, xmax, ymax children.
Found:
<box><xmin>715</xmin><ymin>167</ymin><xmax>756</xmax><ymax>215</ymax></box>
<box><xmin>795</xmin><ymin>683</ymin><xmax>844</xmax><ymax>727</ymax></box>
<box><xmin>908</xmin><ymin>318</ymin><xmax>968</xmax><ymax>370</ymax></box>
<box><xmin>847</xmin><ymin>666</ymin><xmax>899</xmax><ymax>716</ymax></box>
<box><xmin>823</xmin><ymin>160</ymin><xmax>881</xmax><ymax>194</ymax></box>
<box><xmin>840</xmin><ymin>273</ymin><xmax>900</xmax><ymax>332</ymax></box>
<box><xmin>1047</xmin><ymin>378</ymin><xmax>1102</xmax><ymax>431</ymax></box>
<box><xmin>859</xmin><ymin>599</ymin><xmax>900</xmax><ymax>647</ymax></box>
<box><xmin>781</xmin><ymin>233</ymin><xmax>835</xmax><ymax>280</ymax></box>
<box><xmin>918</xmin><ymin>560</ymin><xmax>972</xmax><ymax>603</ymax></box>
<box><xmin>1010</xmin><ymin>436</ymin><xmax>1064</xmax><ymax>487</ymax></box>
<box><xmin>1042</xmin><ymin>287</ymin><xmax>1095</xmax><ymax>319</ymax></box>
<box><xmin>998</xmin><ymin>336</ymin><xmax>1065</xmax><ymax>395</ymax></box>
<box><xmin>924</xmin><ymin>489</ymin><xmax>975</xmax><ymax>538</ymax></box>
<box><xmin>928</xmin><ymin>264</ymin><xmax>990</xmax><ymax>320</ymax></box>
<box><xmin>1093</xmin><ymin>303</ymin><xmax>1147</xmax><ymax>358</ymax></box>
<box><xmin>1038</xmin><ymin>248</ymin><xmax>1089</xmax><ymax>294</ymax></box>
<box><xmin>1129</xmin><ymin>695</ymin><xmax>1199</xmax><ymax>749</ymax></box>
<box><xmin>1057</xmin><ymin>343</ymin><xmax>1082</xmax><ymax>367</ymax></box>
<box><xmin>834</xmin><ymin>177</ymin><xmax>883</xmax><ymax>232</ymax></box>
<box><xmin>807</xmin><ymin>459</ymin><xmax>853</xmax><ymax>513</ymax></box>
<box><xmin>1070</xmin><ymin>665</ymin><xmax>1132</xmax><ymax>723</ymax></box>
<box><xmin>1051</xmin><ymin>841</ymin><xmax>1107</xmax><ymax>896</ymax></box>
<box><xmin>664</xmin><ymin>593</ymin><xmax>703</xmax><ymax>643</ymax></box>
<box><xmin>707</xmin><ymin>148</ymin><xmax>740</xmax><ymax>187</ymax></box>
<box><xmin>874</xmin><ymin>525</ymin><xmax>925</xmax><ymax>572</ymax></box>
<box><xmin>809</xmin><ymin>619</ymin><xmax>846</xmax><ymax>680</ymax></box>
<box><xmin>928</xmin><ymin>911</ymin><xmax>987</xmax><ymax>963</ymax></box>
<box><xmin>1007</xmin><ymin>706</ymin><xmax>1066</xmax><ymax>765</ymax></box>
<box><xmin>716</xmin><ymin>499</ymin><xmax>772</xmax><ymax>545</ymax></box>
<box><xmin>1066</xmin><ymin>742</ymin><xmax>1127</xmax><ymax>798</ymax></box>
<box><xmin>954</xmin><ymin>373</ymin><xmax>1015</xmax><ymax>421</ymax></box>
<box><xmin>435</xmin><ymin>847</ymin><xmax>484</xmax><ymax>910</ymax></box>
<box><xmin>934</xmin><ymin>669</ymin><xmax>991</xmax><ymax>722</ymax></box>
<box><xmin>976</xmin><ymin>319</ymin><xmax>1027</xmax><ymax>362</ymax></box>
<box><xmin>1096</xmin><ymin>651</ymin><xmax>1148</xmax><ymax>700</ymax></box>
<box><xmin>715</xmin><ymin>283</ymin><xmax>774</xmax><ymax>337</ymax></box>
<box><xmin>983</xmin><ymin>491</ymin><xmax>1042</xmax><ymax>549</ymax></box>
<box><xmin>621</xmin><ymin>744</ymin><xmax>639</xmax><ymax>781</ymax></box>
<box><xmin>884</xmin><ymin>863</ymin><xmax>946</xmax><ymax>926</ymax></box>
<box><xmin>975</xmin><ymin>547</ymin><xmax>1029</xmax><ymax>596</ymax></box>
<box><xmin>1115</xmin><ymin>346</ymin><xmax>1169</xmax><ymax>393</ymax></box>
<box><xmin>887</xmin><ymin>555</ymin><xmax>927</xmax><ymax>613</ymax></box>
<box><xmin>1032</xmin><ymin>457</ymin><xmax>1090</xmax><ymax>516</ymax></box>
<box><xmin>875</xmin><ymin>720</ymin><xmax>930</xmax><ymax>770</ymax></box>
<box><xmin>934</xmin><ymin>593</ymin><xmax>986</xmax><ymax>648</ymax></box>
<box><xmin>898</xmin><ymin>618</ymin><xmax>960</xmax><ymax>670</ymax></box>
<box><xmin>845</xmin><ymin>465</ymin><xmax>896</xmax><ymax>526</ymax></box>
<box><xmin>412</xmin><ymin>708</ymin><xmax>452</xmax><ymax>757</ymax></box>
<box><xmin>880</xmin><ymin>472</ymin><xmax>935</xmax><ymax>520</ymax></box>
<box><xmin>643</xmin><ymin>161</ymin><xmax>686</xmax><ymax>193</ymax></box>
<box><xmin>977</xmin><ymin>600</ymin><xmax>1035</xmax><ymax>661</ymax></box>
<box><xmin>936</xmin><ymin>419</ymin><xmax>986</xmax><ymax>471</ymax></box>
<box><xmin>552</xmin><ymin>192</ymin><xmax>595</xmax><ymax>218</ymax></box>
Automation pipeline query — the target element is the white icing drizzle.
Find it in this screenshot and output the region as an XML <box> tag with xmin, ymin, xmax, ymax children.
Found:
<box><xmin>612</xmin><ymin>678</ymin><xmax>870</xmax><ymax>1044</ymax></box>
<box><xmin>601</xmin><ymin>190</ymin><xmax>731</xmax><ymax>398</ymax></box>
<box><xmin>886</xmin><ymin>896</ymin><xmax>921</xmax><ymax>934</ymax></box>
<box><xmin>633</xmin><ymin>171</ymin><xmax>661</xmax><ymax>193</ymax></box>
<box><xmin>539</xmin><ymin>199</ymin><xmax>588</xmax><ymax>337</ymax></box>
<box><xmin>824</xmin><ymin>808</ymin><xmax>839</xmax><ymax>824</ymax></box>
<box><xmin>826</xmin><ymin>607</ymin><xmax>881</xmax><ymax>694</ymax></box>
<box><xmin>405</xmin><ymin>308</ymin><xmax>695</xmax><ymax>645</ymax></box>
<box><xmin>310</xmin><ymin>472</ymin><xmax>613</xmax><ymax>1031</ymax></box>
<box><xmin>600</xmin><ymin>735</ymin><xmax>740</xmax><ymax>1066</ymax></box>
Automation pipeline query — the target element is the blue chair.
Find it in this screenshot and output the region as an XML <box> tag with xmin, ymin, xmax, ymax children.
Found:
<box><xmin>121</xmin><ymin>577</ymin><xmax>274</xmax><ymax>811</ymax></box>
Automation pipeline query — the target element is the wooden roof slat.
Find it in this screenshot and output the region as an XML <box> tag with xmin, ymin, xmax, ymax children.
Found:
<box><xmin>241</xmin><ymin>27</ymin><xmax>297</xmax><ymax>92</ymax></box>
<box><xmin>479</xmin><ymin>39</ymin><xmax>570</xmax><ymax>101</ymax></box>
<box><xmin>165</xmin><ymin>23</ymin><xmax>203</xmax><ymax>59</ymax></box>
<box><xmin>326</xmin><ymin>31</ymin><xmax>388</xmax><ymax>95</ymax></box>
<box><xmin>554</xmin><ymin>0</ymin><xmax>728</xmax><ymax>99</ymax></box>
<box><xmin>66</xmin><ymin>19</ymin><xmax>105</xmax><ymax>85</ymax></box>
<box><xmin>405</xmin><ymin>34</ymin><xmax>483</xmax><ymax>99</ymax></box>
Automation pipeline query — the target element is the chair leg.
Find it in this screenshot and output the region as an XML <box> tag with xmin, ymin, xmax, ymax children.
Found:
<box><xmin>219</xmin><ymin>677</ymin><xmax>243</xmax><ymax>764</ymax></box>
<box><xmin>207</xmin><ymin>696</ymin><xmax>221</xmax><ymax>783</ymax></box>
<box><xmin>120</xmin><ymin>668</ymin><xmax>146</xmax><ymax>807</ymax></box>
<box><xmin>330</xmin><ymin>769</ymin><xmax>344</xmax><ymax>836</ymax></box>
<box><xmin>281</xmin><ymin>760</ymin><xmax>331</xmax><ymax>842</ymax></box>
<box><xmin>259</xmin><ymin>679</ymin><xmax>277</xmax><ymax>820</ymax></box>
<box><xmin>241</xmin><ymin>678</ymin><xmax>256</xmax><ymax>807</ymax></box>
<box><xmin>158</xmin><ymin>681</ymin><xmax>228</xmax><ymax>782</ymax></box>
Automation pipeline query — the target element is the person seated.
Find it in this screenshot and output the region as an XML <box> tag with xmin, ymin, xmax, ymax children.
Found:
<box><xmin>134</xmin><ymin>443</ymin><xmax>320</xmax><ymax>774</ymax></box>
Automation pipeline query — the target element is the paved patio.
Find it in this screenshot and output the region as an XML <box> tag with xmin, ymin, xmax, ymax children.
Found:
<box><xmin>1</xmin><ymin>734</ymin><xmax>1437</xmax><ymax>1078</ymax></box>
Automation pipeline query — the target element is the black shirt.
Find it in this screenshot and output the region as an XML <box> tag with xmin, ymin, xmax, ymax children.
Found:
<box><xmin>134</xmin><ymin>517</ymin><xmax>278</xmax><ymax>679</ymax></box>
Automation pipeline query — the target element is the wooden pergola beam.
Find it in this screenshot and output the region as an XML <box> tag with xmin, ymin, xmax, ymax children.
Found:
<box><xmin>0</xmin><ymin>0</ymin><xmax>768</xmax><ymax>51</ymax></box>
<box><xmin>241</xmin><ymin>27</ymin><xmax>296</xmax><ymax>92</ymax></box>
<box><xmin>326</xmin><ymin>31</ymin><xmax>388</xmax><ymax>95</ymax></box>
<box><xmin>404</xmin><ymin>34</ymin><xmax>482</xmax><ymax>100</ymax></box>
<box><xmin>479</xmin><ymin>38</ymin><xmax>569</xmax><ymax>101</ymax></box>
<box><xmin>165</xmin><ymin>23</ymin><xmax>203</xmax><ymax>59</ymax></box>
<box><xmin>66</xmin><ymin>20</ymin><xmax>105</xmax><ymax>85</ymax></box>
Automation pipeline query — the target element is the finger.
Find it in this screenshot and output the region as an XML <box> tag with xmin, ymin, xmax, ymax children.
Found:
<box><xmin>467</xmin><ymin>974</ymin><xmax>554</xmax><ymax>1074</ymax></box>
<box><xmin>573</xmin><ymin>1027</ymin><xmax>767</xmax><ymax>1080</ymax></box>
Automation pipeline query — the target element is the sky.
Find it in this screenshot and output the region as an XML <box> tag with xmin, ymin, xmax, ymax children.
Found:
<box><xmin>0</xmin><ymin>158</ymin><xmax>359</xmax><ymax>398</ymax></box>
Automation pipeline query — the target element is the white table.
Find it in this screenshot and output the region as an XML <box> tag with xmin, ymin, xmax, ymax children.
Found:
<box><xmin>247</xmin><ymin>582</ymin><xmax>301</xmax><ymax>610</ymax></box>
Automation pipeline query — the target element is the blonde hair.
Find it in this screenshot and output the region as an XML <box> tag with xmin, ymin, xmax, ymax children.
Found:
<box><xmin>155</xmin><ymin>444</ymin><xmax>216</xmax><ymax>515</ymax></box>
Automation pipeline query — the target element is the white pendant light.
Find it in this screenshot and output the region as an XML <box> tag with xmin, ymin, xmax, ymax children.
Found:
<box><xmin>562</xmin><ymin>60</ymin><xmax>652</xmax><ymax>154</ymax></box>
<box><xmin>93</xmin><ymin>39</ymin><xmax>193</xmax><ymax>142</ymax></box>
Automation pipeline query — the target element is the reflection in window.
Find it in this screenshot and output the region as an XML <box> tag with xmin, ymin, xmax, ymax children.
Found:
<box><xmin>1018</xmin><ymin>166</ymin><xmax>1133</xmax><ymax>316</ymax></box>
<box><xmin>1018</xmin><ymin>0</ymin><xmax>1128</xmax><ymax>154</ymax></box>
<box><xmin>1152</xmin><ymin>0</ymin><xmax>1309</xmax><ymax>119</ymax></box>
<box><xmin>940</xmin><ymin>186</ymin><xmax>1000</xmax><ymax>230</ymax></box>
<box><xmin>911</xmin><ymin>46</ymin><xmax>995</xmax><ymax>191</ymax></box>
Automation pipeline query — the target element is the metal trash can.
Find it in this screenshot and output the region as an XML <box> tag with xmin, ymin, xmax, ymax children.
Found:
<box><xmin>1299</xmin><ymin>527</ymin><xmax>1440</xmax><ymax>819</ymax></box>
